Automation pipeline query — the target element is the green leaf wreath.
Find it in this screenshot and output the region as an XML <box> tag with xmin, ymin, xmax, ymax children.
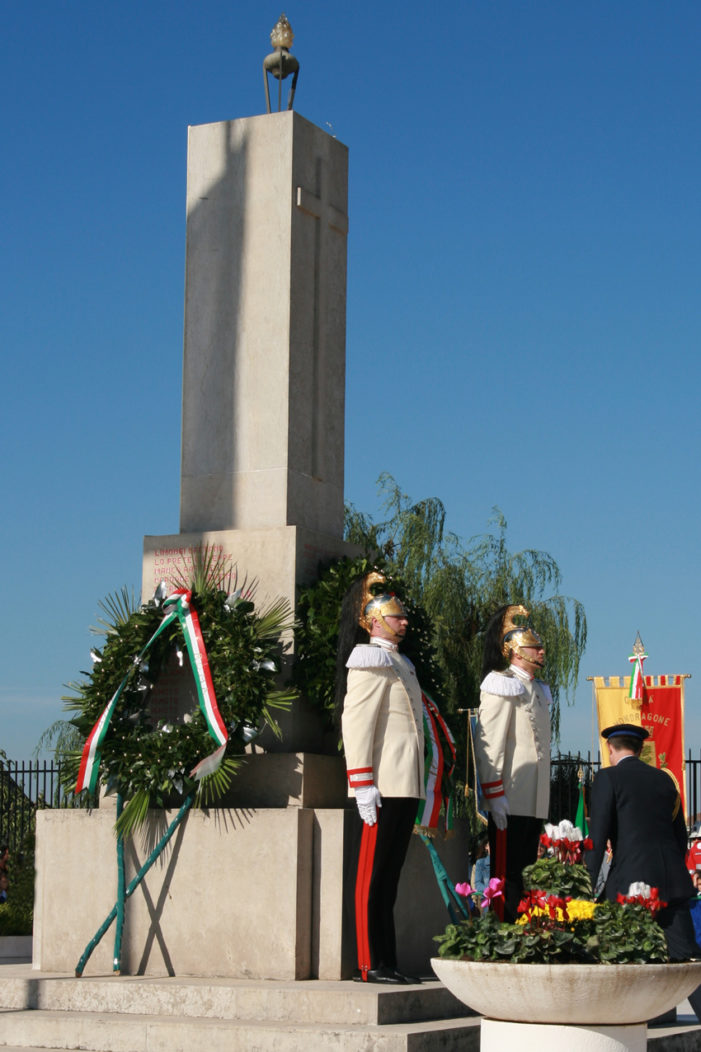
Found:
<box><xmin>62</xmin><ymin>548</ymin><xmax>298</xmax><ymax>836</ymax></box>
<box><xmin>293</xmin><ymin>553</ymin><xmax>445</xmax><ymax>733</ymax></box>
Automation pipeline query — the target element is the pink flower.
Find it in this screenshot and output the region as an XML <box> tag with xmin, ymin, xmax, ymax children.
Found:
<box><xmin>481</xmin><ymin>876</ymin><xmax>505</xmax><ymax>910</ymax></box>
<box><xmin>455</xmin><ymin>882</ymin><xmax>474</xmax><ymax>898</ymax></box>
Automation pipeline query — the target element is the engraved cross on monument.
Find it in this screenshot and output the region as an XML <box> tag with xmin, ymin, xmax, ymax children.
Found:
<box><xmin>296</xmin><ymin>169</ymin><xmax>349</xmax><ymax>479</ymax></box>
<box><xmin>143</xmin><ymin>108</ymin><xmax>352</xmax><ymax>755</ymax></box>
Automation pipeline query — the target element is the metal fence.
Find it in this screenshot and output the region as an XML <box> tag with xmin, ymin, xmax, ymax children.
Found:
<box><xmin>549</xmin><ymin>753</ymin><xmax>599</xmax><ymax>824</ymax></box>
<box><xmin>0</xmin><ymin>759</ymin><xmax>78</xmax><ymax>853</ymax></box>
<box><xmin>686</xmin><ymin>752</ymin><xmax>701</xmax><ymax>828</ymax></box>
<box><xmin>550</xmin><ymin>750</ymin><xmax>701</xmax><ymax>829</ymax></box>
<box><xmin>3</xmin><ymin>753</ymin><xmax>701</xmax><ymax>852</ymax></box>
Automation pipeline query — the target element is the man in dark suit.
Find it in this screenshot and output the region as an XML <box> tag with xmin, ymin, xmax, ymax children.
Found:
<box><xmin>586</xmin><ymin>723</ymin><xmax>697</xmax><ymax>962</ymax></box>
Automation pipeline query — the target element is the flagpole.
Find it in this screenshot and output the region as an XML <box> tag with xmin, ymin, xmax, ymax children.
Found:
<box><xmin>586</xmin><ymin>676</ymin><xmax>597</xmax><ymax>760</ymax></box>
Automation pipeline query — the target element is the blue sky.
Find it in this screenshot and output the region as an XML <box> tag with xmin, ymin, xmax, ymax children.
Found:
<box><xmin>2</xmin><ymin>1</ymin><xmax>700</xmax><ymax>761</ymax></box>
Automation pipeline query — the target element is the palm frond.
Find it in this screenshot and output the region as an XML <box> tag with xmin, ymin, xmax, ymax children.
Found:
<box><xmin>171</xmin><ymin>543</ymin><xmax>236</xmax><ymax>594</ymax></box>
<box><xmin>194</xmin><ymin>756</ymin><xmax>242</xmax><ymax>808</ymax></box>
<box><xmin>114</xmin><ymin>789</ymin><xmax>152</xmax><ymax>839</ymax></box>
<box><xmin>91</xmin><ymin>587</ymin><xmax>139</xmax><ymax>636</ymax></box>
<box><xmin>263</xmin><ymin>687</ymin><xmax>296</xmax><ymax>713</ymax></box>
<box><xmin>254</xmin><ymin>597</ymin><xmax>295</xmax><ymax>640</ymax></box>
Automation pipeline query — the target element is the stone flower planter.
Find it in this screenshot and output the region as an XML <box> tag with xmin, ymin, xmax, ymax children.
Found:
<box><xmin>431</xmin><ymin>957</ymin><xmax>701</xmax><ymax>1025</ymax></box>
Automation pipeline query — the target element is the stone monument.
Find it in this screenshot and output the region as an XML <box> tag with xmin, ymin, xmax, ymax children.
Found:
<box><xmin>33</xmin><ymin>21</ymin><xmax>467</xmax><ymax>982</ymax></box>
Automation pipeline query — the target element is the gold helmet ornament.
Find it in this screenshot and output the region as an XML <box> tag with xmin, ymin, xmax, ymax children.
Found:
<box><xmin>500</xmin><ymin>604</ymin><xmax>544</xmax><ymax>668</ymax></box>
<box><xmin>358</xmin><ymin>571</ymin><xmax>409</xmax><ymax>640</ymax></box>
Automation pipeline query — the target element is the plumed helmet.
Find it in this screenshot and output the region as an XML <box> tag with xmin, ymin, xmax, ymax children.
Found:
<box><xmin>500</xmin><ymin>604</ymin><xmax>543</xmax><ymax>658</ymax></box>
<box><xmin>358</xmin><ymin>571</ymin><xmax>409</xmax><ymax>637</ymax></box>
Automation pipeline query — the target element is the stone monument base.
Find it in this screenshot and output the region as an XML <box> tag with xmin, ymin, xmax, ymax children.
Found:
<box><xmin>217</xmin><ymin>752</ymin><xmax>347</xmax><ymax>809</ymax></box>
<box><xmin>33</xmin><ymin>781</ymin><xmax>468</xmax><ymax>980</ymax></box>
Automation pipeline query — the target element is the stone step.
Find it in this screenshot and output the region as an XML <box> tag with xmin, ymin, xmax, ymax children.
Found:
<box><xmin>4</xmin><ymin>966</ymin><xmax>698</xmax><ymax>1052</ymax></box>
<box><xmin>0</xmin><ymin>1008</ymin><xmax>480</xmax><ymax>1052</ymax></box>
<box><xmin>0</xmin><ymin>966</ymin><xmax>479</xmax><ymax>1052</ymax></box>
<box><xmin>0</xmin><ymin>970</ymin><xmax>467</xmax><ymax>1027</ymax></box>
<box><xmin>3</xmin><ymin>1012</ymin><xmax>701</xmax><ymax>1052</ymax></box>
<box><xmin>2</xmin><ymin>967</ymin><xmax>467</xmax><ymax>1026</ymax></box>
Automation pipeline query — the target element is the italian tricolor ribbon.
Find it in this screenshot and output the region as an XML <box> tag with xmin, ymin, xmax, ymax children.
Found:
<box><xmin>76</xmin><ymin>589</ymin><xmax>228</xmax><ymax>795</ymax></box>
<box><xmin>416</xmin><ymin>691</ymin><xmax>456</xmax><ymax>832</ymax></box>
<box><xmin>628</xmin><ymin>647</ymin><xmax>648</xmax><ymax>702</ymax></box>
<box><xmin>164</xmin><ymin>590</ymin><xmax>228</xmax><ymax>753</ymax></box>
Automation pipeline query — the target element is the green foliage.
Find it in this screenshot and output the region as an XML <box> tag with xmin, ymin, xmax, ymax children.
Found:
<box><xmin>592</xmin><ymin>901</ymin><xmax>669</xmax><ymax>964</ymax></box>
<box><xmin>61</xmin><ymin>549</ymin><xmax>298</xmax><ymax>836</ymax></box>
<box><xmin>294</xmin><ymin>553</ymin><xmax>444</xmax><ymax>735</ymax></box>
<box><xmin>294</xmin><ymin>556</ymin><xmax>375</xmax><ymax>731</ymax></box>
<box><xmin>523</xmin><ymin>858</ymin><xmax>593</xmax><ymax>900</ymax></box>
<box><xmin>435</xmin><ymin>861</ymin><xmax>669</xmax><ymax>966</ymax></box>
<box><xmin>433</xmin><ymin>900</ymin><xmax>668</xmax><ymax>965</ymax></box>
<box><xmin>434</xmin><ymin>908</ymin><xmax>579</xmax><ymax>964</ymax></box>
<box><xmin>0</xmin><ymin>831</ymin><xmax>35</xmax><ymax>937</ymax></box>
<box><xmin>34</xmin><ymin>720</ymin><xmax>84</xmax><ymax>764</ymax></box>
<box><xmin>344</xmin><ymin>475</ymin><xmax>587</xmax><ymax>739</ymax></box>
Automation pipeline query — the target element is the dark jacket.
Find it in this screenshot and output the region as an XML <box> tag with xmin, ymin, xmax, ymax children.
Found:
<box><xmin>586</xmin><ymin>755</ymin><xmax>694</xmax><ymax>904</ymax></box>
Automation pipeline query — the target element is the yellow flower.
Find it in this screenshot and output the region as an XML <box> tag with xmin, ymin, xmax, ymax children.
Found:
<box><xmin>516</xmin><ymin>899</ymin><xmax>597</xmax><ymax>925</ymax></box>
<box><xmin>567</xmin><ymin>900</ymin><xmax>597</xmax><ymax>921</ymax></box>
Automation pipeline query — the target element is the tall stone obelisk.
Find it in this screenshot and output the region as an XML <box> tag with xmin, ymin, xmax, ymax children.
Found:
<box><xmin>143</xmin><ymin>109</ymin><xmax>351</xmax><ymax>752</ymax></box>
<box><xmin>180</xmin><ymin>110</ymin><xmax>347</xmax><ymax>537</ymax></box>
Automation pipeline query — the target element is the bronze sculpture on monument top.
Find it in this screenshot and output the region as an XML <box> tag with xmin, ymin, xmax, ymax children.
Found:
<box><xmin>263</xmin><ymin>13</ymin><xmax>299</xmax><ymax>112</ymax></box>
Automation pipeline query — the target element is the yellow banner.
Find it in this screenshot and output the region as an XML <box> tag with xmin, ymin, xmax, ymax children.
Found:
<box><xmin>593</xmin><ymin>677</ymin><xmax>642</xmax><ymax>768</ymax></box>
<box><xmin>593</xmin><ymin>675</ymin><xmax>686</xmax><ymax>814</ymax></box>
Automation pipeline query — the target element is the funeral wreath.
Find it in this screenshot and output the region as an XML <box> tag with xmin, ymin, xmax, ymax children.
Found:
<box><xmin>62</xmin><ymin>549</ymin><xmax>297</xmax><ymax>836</ymax></box>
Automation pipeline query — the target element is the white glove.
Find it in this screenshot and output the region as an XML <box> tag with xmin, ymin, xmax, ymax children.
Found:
<box><xmin>490</xmin><ymin>795</ymin><xmax>510</xmax><ymax>831</ymax></box>
<box><xmin>355</xmin><ymin>785</ymin><xmax>382</xmax><ymax>826</ymax></box>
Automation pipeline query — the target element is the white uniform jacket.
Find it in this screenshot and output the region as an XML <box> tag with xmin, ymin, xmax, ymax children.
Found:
<box><xmin>342</xmin><ymin>644</ymin><xmax>425</xmax><ymax>800</ymax></box>
<box><xmin>474</xmin><ymin>668</ymin><xmax>551</xmax><ymax>819</ymax></box>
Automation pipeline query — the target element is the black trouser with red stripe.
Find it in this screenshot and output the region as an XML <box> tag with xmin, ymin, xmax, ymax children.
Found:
<box><xmin>488</xmin><ymin>813</ymin><xmax>542</xmax><ymax>923</ymax></box>
<box><xmin>352</xmin><ymin>797</ymin><xmax>419</xmax><ymax>978</ymax></box>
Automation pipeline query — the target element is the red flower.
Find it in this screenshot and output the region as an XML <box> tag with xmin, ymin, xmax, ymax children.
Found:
<box><xmin>517</xmin><ymin>888</ymin><xmax>548</xmax><ymax>920</ymax></box>
<box><xmin>547</xmin><ymin>894</ymin><xmax>568</xmax><ymax>920</ymax></box>
<box><xmin>617</xmin><ymin>885</ymin><xmax>667</xmax><ymax>915</ymax></box>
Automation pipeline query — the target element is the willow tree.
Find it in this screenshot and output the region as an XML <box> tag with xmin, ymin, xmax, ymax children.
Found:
<box><xmin>344</xmin><ymin>474</ymin><xmax>587</xmax><ymax>740</ymax></box>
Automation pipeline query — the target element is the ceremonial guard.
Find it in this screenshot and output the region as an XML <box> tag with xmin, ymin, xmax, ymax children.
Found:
<box><xmin>336</xmin><ymin>572</ymin><xmax>425</xmax><ymax>984</ymax></box>
<box><xmin>474</xmin><ymin>604</ymin><xmax>551</xmax><ymax>921</ymax></box>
